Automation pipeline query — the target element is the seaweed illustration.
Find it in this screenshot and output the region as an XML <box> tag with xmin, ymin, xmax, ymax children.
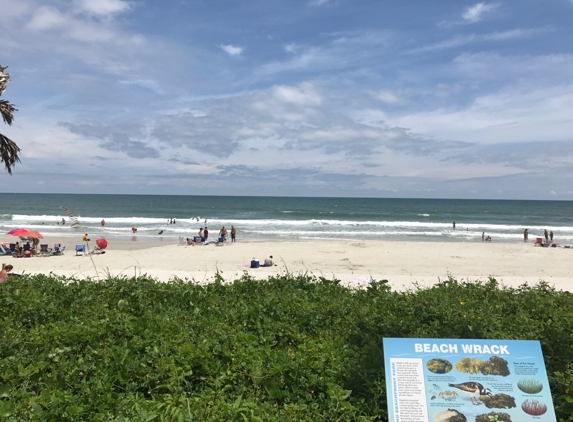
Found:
<box><xmin>480</xmin><ymin>356</ymin><xmax>510</xmax><ymax>376</ymax></box>
<box><xmin>454</xmin><ymin>356</ymin><xmax>510</xmax><ymax>376</ymax></box>
<box><xmin>517</xmin><ymin>378</ymin><xmax>543</xmax><ymax>394</ymax></box>
<box><xmin>481</xmin><ymin>393</ymin><xmax>516</xmax><ymax>409</ymax></box>
<box><xmin>426</xmin><ymin>358</ymin><xmax>453</xmax><ymax>374</ymax></box>
<box><xmin>475</xmin><ymin>411</ymin><xmax>512</xmax><ymax>422</ymax></box>
<box><xmin>455</xmin><ymin>357</ymin><xmax>483</xmax><ymax>374</ymax></box>
<box><xmin>521</xmin><ymin>399</ymin><xmax>547</xmax><ymax>416</ymax></box>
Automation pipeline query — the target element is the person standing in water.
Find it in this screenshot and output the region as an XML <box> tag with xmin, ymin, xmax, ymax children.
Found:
<box><xmin>452</xmin><ymin>221</ymin><xmax>456</xmax><ymax>229</ymax></box>
<box><xmin>231</xmin><ymin>226</ymin><xmax>236</xmax><ymax>243</ymax></box>
<box><xmin>524</xmin><ymin>229</ymin><xmax>529</xmax><ymax>242</ymax></box>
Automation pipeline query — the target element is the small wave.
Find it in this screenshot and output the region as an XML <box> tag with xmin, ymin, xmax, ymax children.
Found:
<box><xmin>418</xmin><ymin>214</ymin><xmax>430</xmax><ymax>217</ymax></box>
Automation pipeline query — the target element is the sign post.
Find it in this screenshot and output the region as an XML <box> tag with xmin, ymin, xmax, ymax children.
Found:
<box><xmin>383</xmin><ymin>338</ymin><xmax>557</xmax><ymax>422</ymax></box>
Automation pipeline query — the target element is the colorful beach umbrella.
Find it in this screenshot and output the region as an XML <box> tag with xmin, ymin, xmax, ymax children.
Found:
<box><xmin>26</xmin><ymin>231</ymin><xmax>44</xmax><ymax>239</ymax></box>
<box><xmin>6</xmin><ymin>228</ymin><xmax>29</xmax><ymax>236</ymax></box>
<box><xmin>95</xmin><ymin>238</ymin><xmax>108</xmax><ymax>250</ymax></box>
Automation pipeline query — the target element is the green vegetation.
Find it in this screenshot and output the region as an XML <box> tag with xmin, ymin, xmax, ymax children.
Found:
<box><xmin>1</xmin><ymin>274</ymin><xmax>573</xmax><ymax>421</ymax></box>
<box><xmin>517</xmin><ymin>378</ymin><xmax>544</xmax><ymax>394</ymax></box>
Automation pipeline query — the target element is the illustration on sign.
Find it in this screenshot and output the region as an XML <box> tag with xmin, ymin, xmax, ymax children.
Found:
<box><xmin>383</xmin><ymin>338</ymin><xmax>557</xmax><ymax>422</ymax></box>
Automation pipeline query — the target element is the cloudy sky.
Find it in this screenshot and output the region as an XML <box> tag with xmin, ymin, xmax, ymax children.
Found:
<box><xmin>1</xmin><ymin>0</ymin><xmax>572</xmax><ymax>198</ymax></box>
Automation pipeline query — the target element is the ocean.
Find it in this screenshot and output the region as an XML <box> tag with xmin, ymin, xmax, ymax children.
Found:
<box><xmin>1</xmin><ymin>193</ymin><xmax>572</xmax><ymax>243</ymax></box>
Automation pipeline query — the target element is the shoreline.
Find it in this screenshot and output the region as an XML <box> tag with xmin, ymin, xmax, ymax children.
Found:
<box><xmin>2</xmin><ymin>236</ymin><xmax>572</xmax><ymax>292</ymax></box>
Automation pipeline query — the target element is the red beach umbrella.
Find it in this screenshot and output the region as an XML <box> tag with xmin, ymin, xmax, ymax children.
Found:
<box><xmin>95</xmin><ymin>238</ymin><xmax>108</xmax><ymax>250</ymax></box>
<box><xmin>26</xmin><ymin>230</ymin><xmax>44</xmax><ymax>239</ymax></box>
<box><xmin>6</xmin><ymin>228</ymin><xmax>29</xmax><ymax>236</ymax></box>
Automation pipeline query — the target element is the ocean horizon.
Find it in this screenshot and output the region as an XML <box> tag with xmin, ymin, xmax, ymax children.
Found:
<box><xmin>2</xmin><ymin>193</ymin><xmax>572</xmax><ymax>244</ymax></box>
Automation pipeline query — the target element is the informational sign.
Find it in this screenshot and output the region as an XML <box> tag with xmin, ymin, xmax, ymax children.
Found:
<box><xmin>383</xmin><ymin>338</ymin><xmax>557</xmax><ymax>422</ymax></box>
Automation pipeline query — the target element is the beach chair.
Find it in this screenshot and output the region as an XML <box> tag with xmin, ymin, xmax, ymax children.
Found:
<box><xmin>40</xmin><ymin>244</ymin><xmax>52</xmax><ymax>255</ymax></box>
<box><xmin>0</xmin><ymin>245</ymin><xmax>12</xmax><ymax>255</ymax></box>
<box><xmin>215</xmin><ymin>236</ymin><xmax>225</xmax><ymax>246</ymax></box>
<box><xmin>53</xmin><ymin>245</ymin><xmax>65</xmax><ymax>255</ymax></box>
<box><xmin>75</xmin><ymin>244</ymin><xmax>86</xmax><ymax>256</ymax></box>
<box><xmin>9</xmin><ymin>243</ymin><xmax>16</xmax><ymax>254</ymax></box>
<box><xmin>534</xmin><ymin>237</ymin><xmax>543</xmax><ymax>246</ymax></box>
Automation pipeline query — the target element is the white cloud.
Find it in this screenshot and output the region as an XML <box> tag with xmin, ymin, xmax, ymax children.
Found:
<box><xmin>284</xmin><ymin>43</ymin><xmax>298</xmax><ymax>53</ymax></box>
<box><xmin>462</xmin><ymin>3</ymin><xmax>498</xmax><ymax>23</ymax></box>
<box><xmin>408</xmin><ymin>29</ymin><xmax>539</xmax><ymax>53</ymax></box>
<box><xmin>271</xmin><ymin>83</ymin><xmax>323</xmax><ymax>106</ymax></box>
<box><xmin>310</xmin><ymin>0</ymin><xmax>330</xmax><ymax>6</ymax></box>
<box><xmin>219</xmin><ymin>44</ymin><xmax>244</xmax><ymax>56</ymax></box>
<box><xmin>74</xmin><ymin>0</ymin><xmax>131</xmax><ymax>17</ymax></box>
<box><xmin>26</xmin><ymin>6</ymin><xmax>67</xmax><ymax>31</ymax></box>
<box><xmin>373</xmin><ymin>90</ymin><xmax>399</xmax><ymax>104</ymax></box>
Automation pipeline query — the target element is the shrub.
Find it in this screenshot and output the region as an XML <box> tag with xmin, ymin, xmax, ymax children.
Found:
<box><xmin>0</xmin><ymin>274</ymin><xmax>572</xmax><ymax>421</ymax></box>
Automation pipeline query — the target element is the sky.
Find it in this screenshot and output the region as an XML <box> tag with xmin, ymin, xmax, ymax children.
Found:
<box><xmin>1</xmin><ymin>0</ymin><xmax>573</xmax><ymax>199</ymax></box>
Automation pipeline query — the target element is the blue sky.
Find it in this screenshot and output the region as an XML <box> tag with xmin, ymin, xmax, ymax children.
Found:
<box><xmin>1</xmin><ymin>0</ymin><xmax>573</xmax><ymax>198</ymax></box>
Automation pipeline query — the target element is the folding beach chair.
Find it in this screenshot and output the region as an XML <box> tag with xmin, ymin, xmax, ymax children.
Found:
<box><xmin>53</xmin><ymin>245</ymin><xmax>65</xmax><ymax>255</ymax></box>
<box><xmin>40</xmin><ymin>244</ymin><xmax>52</xmax><ymax>255</ymax></box>
<box><xmin>0</xmin><ymin>245</ymin><xmax>12</xmax><ymax>255</ymax></box>
<box><xmin>75</xmin><ymin>244</ymin><xmax>86</xmax><ymax>256</ymax></box>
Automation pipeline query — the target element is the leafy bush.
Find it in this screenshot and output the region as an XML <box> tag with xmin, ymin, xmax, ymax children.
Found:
<box><xmin>0</xmin><ymin>274</ymin><xmax>572</xmax><ymax>421</ymax></box>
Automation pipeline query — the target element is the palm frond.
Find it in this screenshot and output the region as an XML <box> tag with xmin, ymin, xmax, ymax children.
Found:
<box><xmin>0</xmin><ymin>133</ymin><xmax>21</xmax><ymax>174</ymax></box>
<box><xmin>0</xmin><ymin>100</ymin><xmax>17</xmax><ymax>125</ymax></box>
<box><xmin>0</xmin><ymin>65</ymin><xmax>10</xmax><ymax>96</ymax></box>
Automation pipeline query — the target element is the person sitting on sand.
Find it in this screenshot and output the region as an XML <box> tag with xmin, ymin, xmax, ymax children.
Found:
<box><xmin>485</xmin><ymin>236</ymin><xmax>492</xmax><ymax>242</ymax></box>
<box><xmin>0</xmin><ymin>264</ymin><xmax>13</xmax><ymax>282</ymax></box>
<box><xmin>83</xmin><ymin>234</ymin><xmax>90</xmax><ymax>241</ymax></box>
<box><xmin>261</xmin><ymin>255</ymin><xmax>274</xmax><ymax>267</ymax></box>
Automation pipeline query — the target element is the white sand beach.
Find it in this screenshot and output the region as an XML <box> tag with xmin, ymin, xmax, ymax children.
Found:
<box><xmin>2</xmin><ymin>235</ymin><xmax>572</xmax><ymax>292</ymax></box>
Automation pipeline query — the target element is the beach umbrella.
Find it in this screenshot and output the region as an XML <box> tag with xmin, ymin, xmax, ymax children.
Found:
<box><xmin>6</xmin><ymin>228</ymin><xmax>29</xmax><ymax>236</ymax></box>
<box><xmin>95</xmin><ymin>238</ymin><xmax>108</xmax><ymax>250</ymax></box>
<box><xmin>26</xmin><ymin>230</ymin><xmax>43</xmax><ymax>239</ymax></box>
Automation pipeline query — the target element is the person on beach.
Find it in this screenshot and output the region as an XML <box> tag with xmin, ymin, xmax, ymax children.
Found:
<box><xmin>0</xmin><ymin>264</ymin><xmax>13</xmax><ymax>283</ymax></box>
<box><xmin>482</xmin><ymin>232</ymin><xmax>485</xmax><ymax>241</ymax></box>
<box><xmin>550</xmin><ymin>231</ymin><xmax>554</xmax><ymax>243</ymax></box>
<box><xmin>523</xmin><ymin>229</ymin><xmax>528</xmax><ymax>242</ymax></box>
<box><xmin>544</xmin><ymin>229</ymin><xmax>549</xmax><ymax>243</ymax></box>
<box><xmin>262</xmin><ymin>256</ymin><xmax>274</xmax><ymax>267</ymax></box>
<box><xmin>204</xmin><ymin>227</ymin><xmax>209</xmax><ymax>241</ymax></box>
<box><xmin>158</xmin><ymin>230</ymin><xmax>164</xmax><ymax>235</ymax></box>
<box><xmin>452</xmin><ymin>221</ymin><xmax>456</xmax><ymax>229</ymax></box>
<box><xmin>101</xmin><ymin>219</ymin><xmax>105</xmax><ymax>226</ymax></box>
<box><xmin>32</xmin><ymin>237</ymin><xmax>39</xmax><ymax>250</ymax></box>
<box><xmin>485</xmin><ymin>236</ymin><xmax>492</xmax><ymax>242</ymax></box>
<box><xmin>219</xmin><ymin>226</ymin><xmax>228</xmax><ymax>241</ymax></box>
<box><xmin>231</xmin><ymin>226</ymin><xmax>236</xmax><ymax>243</ymax></box>
<box><xmin>83</xmin><ymin>234</ymin><xmax>90</xmax><ymax>241</ymax></box>
<box><xmin>198</xmin><ymin>227</ymin><xmax>204</xmax><ymax>237</ymax></box>
<box><xmin>61</xmin><ymin>218</ymin><xmax>66</xmax><ymax>225</ymax></box>
<box><xmin>132</xmin><ymin>227</ymin><xmax>137</xmax><ymax>233</ymax></box>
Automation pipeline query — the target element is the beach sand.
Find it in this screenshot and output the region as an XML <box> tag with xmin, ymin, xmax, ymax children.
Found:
<box><xmin>2</xmin><ymin>236</ymin><xmax>572</xmax><ymax>292</ymax></box>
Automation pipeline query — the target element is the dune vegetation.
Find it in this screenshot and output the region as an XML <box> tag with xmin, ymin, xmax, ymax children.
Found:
<box><xmin>1</xmin><ymin>274</ymin><xmax>572</xmax><ymax>421</ymax></box>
